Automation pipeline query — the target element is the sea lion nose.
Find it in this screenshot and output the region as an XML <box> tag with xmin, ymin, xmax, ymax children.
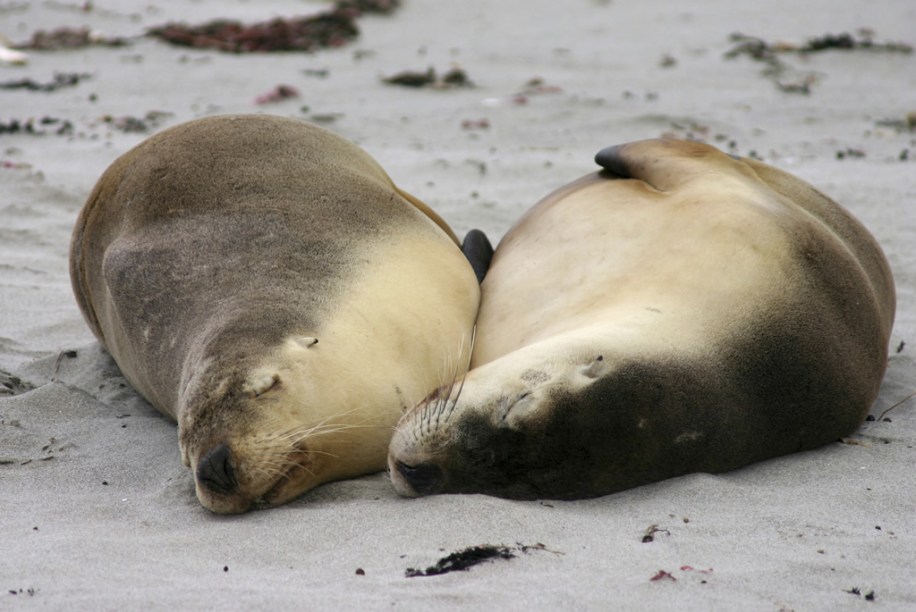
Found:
<box><xmin>395</xmin><ymin>460</ymin><xmax>443</xmax><ymax>495</ymax></box>
<box><xmin>196</xmin><ymin>443</ymin><xmax>238</xmax><ymax>495</ymax></box>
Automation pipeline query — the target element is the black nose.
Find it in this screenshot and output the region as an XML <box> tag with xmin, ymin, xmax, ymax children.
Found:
<box><xmin>395</xmin><ymin>460</ymin><xmax>443</xmax><ymax>495</ymax></box>
<box><xmin>196</xmin><ymin>443</ymin><xmax>238</xmax><ymax>495</ymax></box>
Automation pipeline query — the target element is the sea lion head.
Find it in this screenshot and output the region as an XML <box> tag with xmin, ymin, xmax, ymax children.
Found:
<box><xmin>388</xmin><ymin>336</ymin><xmax>623</xmax><ymax>500</ymax></box>
<box><xmin>178</xmin><ymin>334</ymin><xmax>385</xmax><ymax>514</ymax></box>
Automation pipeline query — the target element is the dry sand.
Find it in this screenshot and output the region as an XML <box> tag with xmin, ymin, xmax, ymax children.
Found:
<box><xmin>1</xmin><ymin>0</ymin><xmax>914</xmax><ymax>609</ymax></box>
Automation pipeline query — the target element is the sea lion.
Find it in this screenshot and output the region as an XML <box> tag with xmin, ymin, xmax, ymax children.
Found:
<box><xmin>70</xmin><ymin>114</ymin><xmax>480</xmax><ymax>513</ymax></box>
<box><xmin>388</xmin><ymin>138</ymin><xmax>895</xmax><ymax>500</ymax></box>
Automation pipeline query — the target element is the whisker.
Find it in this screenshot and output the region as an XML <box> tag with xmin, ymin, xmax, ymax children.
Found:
<box><xmin>875</xmin><ymin>389</ymin><xmax>916</xmax><ymax>422</ymax></box>
<box><xmin>270</xmin><ymin>409</ymin><xmax>382</xmax><ymax>449</ymax></box>
<box><xmin>393</xmin><ymin>325</ymin><xmax>478</xmax><ymax>447</ymax></box>
<box><xmin>443</xmin><ymin>326</ymin><xmax>474</xmax><ymax>422</ymax></box>
<box><xmin>302</xmin><ymin>448</ymin><xmax>339</xmax><ymax>459</ymax></box>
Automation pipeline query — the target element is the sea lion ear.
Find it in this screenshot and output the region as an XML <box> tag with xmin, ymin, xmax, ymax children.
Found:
<box><xmin>243</xmin><ymin>372</ymin><xmax>281</xmax><ymax>398</ymax></box>
<box><xmin>293</xmin><ymin>336</ymin><xmax>319</xmax><ymax>349</ymax></box>
<box><xmin>579</xmin><ymin>355</ymin><xmax>607</xmax><ymax>380</ymax></box>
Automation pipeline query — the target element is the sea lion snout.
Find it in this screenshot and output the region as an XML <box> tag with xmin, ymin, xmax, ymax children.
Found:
<box><xmin>196</xmin><ymin>443</ymin><xmax>238</xmax><ymax>495</ymax></box>
<box><xmin>392</xmin><ymin>460</ymin><xmax>443</xmax><ymax>496</ymax></box>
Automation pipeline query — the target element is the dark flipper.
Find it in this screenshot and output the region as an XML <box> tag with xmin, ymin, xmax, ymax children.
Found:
<box><xmin>595</xmin><ymin>139</ymin><xmax>734</xmax><ymax>192</ymax></box>
<box><xmin>594</xmin><ymin>144</ymin><xmax>631</xmax><ymax>178</ymax></box>
<box><xmin>461</xmin><ymin>229</ymin><xmax>494</xmax><ymax>284</ymax></box>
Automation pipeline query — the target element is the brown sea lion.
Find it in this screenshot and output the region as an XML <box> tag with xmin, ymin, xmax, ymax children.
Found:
<box><xmin>389</xmin><ymin>138</ymin><xmax>895</xmax><ymax>499</ymax></box>
<box><xmin>70</xmin><ymin>114</ymin><xmax>480</xmax><ymax>513</ymax></box>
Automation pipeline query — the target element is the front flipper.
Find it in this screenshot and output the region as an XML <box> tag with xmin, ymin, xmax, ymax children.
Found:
<box><xmin>594</xmin><ymin>139</ymin><xmax>745</xmax><ymax>192</ymax></box>
<box><xmin>461</xmin><ymin>229</ymin><xmax>494</xmax><ymax>284</ymax></box>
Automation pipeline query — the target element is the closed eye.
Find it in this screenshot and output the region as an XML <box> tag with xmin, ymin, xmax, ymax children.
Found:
<box><xmin>501</xmin><ymin>392</ymin><xmax>532</xmax><ymax>421</ymax></box>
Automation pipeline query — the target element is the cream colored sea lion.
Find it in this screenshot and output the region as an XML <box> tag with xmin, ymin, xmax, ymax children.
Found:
<box><xmin>388</xmin><ymin>138</ymin><xmax>895</xmax><ymax>499</ymax></box>
<box><xmin>70</xmin><ymin>114</ymin><xmax>480</xmax><ymax>513</ymax></box>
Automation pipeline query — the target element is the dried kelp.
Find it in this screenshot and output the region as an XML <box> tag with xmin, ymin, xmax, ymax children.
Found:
<box><xmin>148</xmin><ymin>0</ymin><xmax>400</xmax><ymax>53</ymax></box>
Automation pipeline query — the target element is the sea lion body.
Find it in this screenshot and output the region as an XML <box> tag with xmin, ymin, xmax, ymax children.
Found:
<box><xmin>388</xmin><ymin>139</ymin><xmax>895</xmax><ymax>499</ymax></box>
<box><xmin>70</xmin><ymin>114</ymin><xmax>480</xmax><ymax>513</ymax></box>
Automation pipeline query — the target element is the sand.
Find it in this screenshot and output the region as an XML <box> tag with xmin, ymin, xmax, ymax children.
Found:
<box><xmin>1</xmin><ymin>0</ymin><xmax>914</xmax><ymax>609</ymax></box>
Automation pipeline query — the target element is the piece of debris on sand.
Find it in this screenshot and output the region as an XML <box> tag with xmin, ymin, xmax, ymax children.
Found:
<box><xmin>148</xmin><ymin>0</ymin><xmax>400</xmax><ymax>53</ymax></box>
<box><xmin>0</xmin><ymin>34</ymin><xmax>28</xmax><ymax>64</ymax></box>
<box><xmin>100</xmin><ymin>111</ymin><xmax>173</xmax><ymax>133</ymax></box>
<box><xmin>254</xmin><ymin>84</ymin><xmax>300</xmax><ymax>105</ymax></box>
<box><xmin>1</xmin><ymin>371</ymin><xmax>35</xmax><ymax>397</ymax></box>
<box><xmin>0</xmin><ymin>72</ymin><xmax>90</xmax><ymax>93</ymax></box>
<box><xmin>0</xmin><ymin>117</ymin><xmax>74</xmax><ymax>136</ymax></box>
<box><xmin>724</xmin><ymin>29</ymin><xmax>911</xmax><ymax>95</ymax></box>
<box><xmin>382</xmin><ymin>67</ymin><xmax>473</xmax><ymax>89</ymax></box>
<box><xmin>726</xmin><ymin>29</ymin><xmax>912</xmax><ymax>60</ymax></box>
<box><xmin>15</xmin><ymin>26</ymin><xmax>128</xmax><ymax>50</ymax></box>
<box><xmin>405</xmin><ymin>543</ymin><xmax>554</xmax><ymax>578</ymax></box>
